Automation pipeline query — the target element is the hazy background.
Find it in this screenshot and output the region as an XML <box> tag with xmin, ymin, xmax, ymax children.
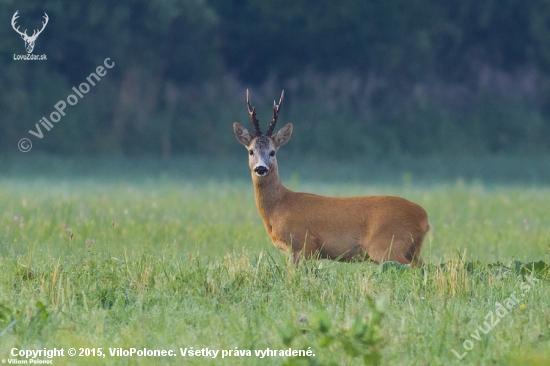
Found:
<box><xmin>1</xmin><ymin>0</ymin><xmax>550</xmax><ymax>161</ymax></box>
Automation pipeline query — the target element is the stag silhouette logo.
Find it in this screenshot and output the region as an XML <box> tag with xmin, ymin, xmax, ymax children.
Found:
<box><xmin>11</xmin><ymin>10</ymin><xmax>49</xmax><ymax>54</ymax></box>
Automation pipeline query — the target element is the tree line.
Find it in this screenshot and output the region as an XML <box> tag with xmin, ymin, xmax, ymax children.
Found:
<box><xmin>1</xmin><ymin>0</ymin><xmax>549</xmax><ymax>156</ymax></box>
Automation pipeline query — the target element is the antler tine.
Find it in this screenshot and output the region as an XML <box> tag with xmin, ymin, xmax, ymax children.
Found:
<box><xmin>11</xmin><ymin>11</ymin><xmax>27</xmax><ymax>37</ymax></box>
<box><xmin>246</xmin><ymin>89</ymin><xmax>262</xmax><ymax>136</ymax></box>
<box><xmin>31</xmin><ymin>13</ymin><xmax>49</xmax><ymax>39</ymax></box>
<box><xmin>37</xmin><ymin>13</ymin><xmax>49</xmax><ymax>35</ymax></box>
<box><xmin>11</xmin><ymin>11</ymin><xmax>19</xmax><ymax>26</ymax></box>
<box><xmin>266</xmin><ymin>89</ymin><xmax>284</xmax><ymax>136</ymax></box>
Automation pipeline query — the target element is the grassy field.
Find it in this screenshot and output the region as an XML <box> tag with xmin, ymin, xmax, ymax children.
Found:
<box><xmin>0</xmin><ymin>155</ymin><xmax>549</xmax><ymax>365</ymax></box>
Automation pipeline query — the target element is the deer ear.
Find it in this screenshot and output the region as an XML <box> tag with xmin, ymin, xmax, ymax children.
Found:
<box><xmin>273</xmin><ymin>123</ymin><xmax>293</xmax><ymax>147</ymax></box>
<box><xmin>233</xmin><ymin>122</ymin><xmax>253</xmax><ymax>147</ymax></box>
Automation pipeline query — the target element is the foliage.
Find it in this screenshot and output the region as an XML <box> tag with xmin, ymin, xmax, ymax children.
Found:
<box><xmin>1</xmin><ymin>0</ymin><xmax>550</xmax><ymax>156</ymax></box>
<box><xmin>0</xmin><ymin>0</ymin><xmax>221</xmax><ymax>154</ymax></box>
<box><xmin>211</xmin><ymin>0</ymin><xmax>550</xmax><ymax>83</ymax></box>
<box><xmin>279</xmin><ymin>299</ymin><xmax>385</xmax><ymax>366</ymax></box>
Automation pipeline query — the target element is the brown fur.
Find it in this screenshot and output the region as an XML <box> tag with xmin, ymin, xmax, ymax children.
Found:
<box><xmin>252</xmin><ymin>163</ymin><xmax>429</xmax><ymax>265</ymax></box>
<box><xmin>233</xmin><ymin>95</ymin><xmax>429</xmax><ymax>266</ymax></box>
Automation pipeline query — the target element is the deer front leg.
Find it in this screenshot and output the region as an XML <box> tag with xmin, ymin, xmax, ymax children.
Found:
<box><xmin>271</xmin><ymin>238</ymin><xmax>305</xmax><ymax>264</ymax></box>
<box><xmin>289</xmin><ymin>230</ymin><xmax>322</xmax><ymax>264</ymax></box>
<box><xmin>270</xmin><ymin>229</ymin><xmax>317</xmax><ymax>264</ymax></box>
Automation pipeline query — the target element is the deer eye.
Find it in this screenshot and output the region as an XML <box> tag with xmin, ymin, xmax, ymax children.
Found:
<box><xmin>269</xmin><ymin>151</ymin><xmax>275</xmax><ymax>157</ymax></box>
<box><xmin>249</xmin><ymin>150</ymin><xmax>254</xmax><ymax>156</ymax></box>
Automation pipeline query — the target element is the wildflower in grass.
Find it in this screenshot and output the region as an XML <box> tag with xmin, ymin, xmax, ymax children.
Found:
<box><xmin>66</xmin><ymin>227</ymin><xmax>72</xmax><ymax>233</ymax></box>
<box><xmin>520</xmin><ymin>303</ymin><xmax>526</xmax><ymax>310</ymax></box>
<box><xmin>14</xmin><ymin>216</ymin><xmax>24</xmax><ymax>227</ymax></box>
<box><xmin>13</xmin><ymin>238</ymin><xmax>17</xmax><ymax>242</ymax></box>
<box><xmin>85</xmin><ymin>238</ymin><xmax>95</xmax><ymax>253</ymax></box>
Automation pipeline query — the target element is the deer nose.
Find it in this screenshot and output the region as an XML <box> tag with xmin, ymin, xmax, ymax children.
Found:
<box><xmin>254</xmin><ymin>166</ymin><xmax>268</xmax><ymax>176</ymax></box>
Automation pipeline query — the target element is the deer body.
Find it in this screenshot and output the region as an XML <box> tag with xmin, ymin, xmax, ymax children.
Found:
<box><xmin>234</xmin><ymin>91</ymin><xmax>429</xmax><ymax>265</ymax></box>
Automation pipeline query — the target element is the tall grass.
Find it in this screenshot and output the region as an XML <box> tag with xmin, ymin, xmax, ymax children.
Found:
<box><xmin>0</xmin><ymin>156</ymin><xmax>549</xmax><ymax>365</ymax></box>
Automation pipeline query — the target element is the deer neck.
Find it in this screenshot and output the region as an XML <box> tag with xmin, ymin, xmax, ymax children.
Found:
<box><xmin>252</xmin><ymin>163</ymin><xmax>286</xmax><ymax>218</ymax></box>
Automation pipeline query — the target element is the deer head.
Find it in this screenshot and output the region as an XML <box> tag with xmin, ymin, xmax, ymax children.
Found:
<box><xmin>12</xmin><ymin>11</ymin><xmax>49</xmax><ymax>54</ymax></box>
<box><xmin>233</xmin><ymin>90</ymin><xmax>293</xmax><ymax>177</ymax></box>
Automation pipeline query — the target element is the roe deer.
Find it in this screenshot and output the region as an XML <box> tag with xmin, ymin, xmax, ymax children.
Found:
<box><xmin>233</xmin><ymin>90</ymin><xmax>429</xmax><ymax>266</ymax></box>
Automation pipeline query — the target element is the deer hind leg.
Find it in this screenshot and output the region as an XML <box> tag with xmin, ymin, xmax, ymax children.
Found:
<box><xmin>371</xmin><ymin>226</ymin><xmax>428</xmax><ymax>266</ymax></box>
<box><xmin>366</xmin><ymin>234</ymin><xmax>416</xmax><ymax>265</ymax></box>
<box><xmin>368</xmin><ymin>248</ymin><xmax>410</xmax><ymax>264</ymax></box>
<box><xmin>405</xmin><ymin>233</ymin><xmax>426</xmax><ymax>267</ymax></box>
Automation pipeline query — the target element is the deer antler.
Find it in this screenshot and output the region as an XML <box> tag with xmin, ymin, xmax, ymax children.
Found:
<box><xmin>246</xmin><ymin>89</ymin><xmax>262</xmax><ymax>136</ymax></box>
<box><xmin>11</xmin><ymin>11</ymin><xmax>48</xmax><ymax>40</ymax></box>
<box><xmin>11</xmin><ymin>11</ymin><xmax>27</xmax><ymax>37</ymax></box>
<box><xmin>31</xmin><ymin>13</ymin><xmax>49</xmax><ymax>39</ymax></box>
<box><xmin>266</xmin><ymin>90</ymin><xmax>284</xmax><ymax>136</ymax></box>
